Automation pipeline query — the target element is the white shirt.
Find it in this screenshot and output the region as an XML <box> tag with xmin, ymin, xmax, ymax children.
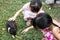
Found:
<box><xmin>22</xmin><ymin>2</ymin><xmax>45</xmax><ymax>20</ymax></box>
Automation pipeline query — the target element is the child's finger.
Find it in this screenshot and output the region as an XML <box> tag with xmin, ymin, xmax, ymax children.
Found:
<box><xmin>8</xmin><ymin>18</ymin><xmax>15</xmax><ymax>21</ymax></box>
<box><xmin>21</xmin><ymin>30</ymin><xmax>25</xmax><ymax>34</ymax></box>
<box><xmin>8</xmin><ymin>18</ymin><xmax>12</xmax><ymax>21</ymax></box>
<box><xmin>21</xmin><ymin>30</ymin><xmax>27</xmax><ymax>34</ymax></box>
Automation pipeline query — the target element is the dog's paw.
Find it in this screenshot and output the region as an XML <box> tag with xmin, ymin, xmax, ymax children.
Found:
<box><xmin>12</xmin><ymin>35</ymin><xmax>15</xmax><ymax>38</ymax></box>
<box><xmin>15</xmin><ymin>35</ymin><xmax>22</xmax><ymax>40</ymax></box>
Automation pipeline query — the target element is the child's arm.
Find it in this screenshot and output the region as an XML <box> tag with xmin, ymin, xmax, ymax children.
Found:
<box><xmin>52</xmin><ymin>27</ymin><xmax>60</xmax><ymax>40</ymax></box>
<box><xmin>53</xmin><ymin>19</ymin><xmax>60</xmax><ymax>27</ymax></box>
<box><xmin>21</xmin><ymin>26</ymin><xmax>34</xmax><ymax>34</ymax></box>
<box><xmin>13</xmin><ymin>8</ymin><xmax>23</xmax><ymax>19</ymax></box>
<box><xmin>8</xmin><ymin>8</ymin><xmax>23</xmax><ymax>21</ymax></box>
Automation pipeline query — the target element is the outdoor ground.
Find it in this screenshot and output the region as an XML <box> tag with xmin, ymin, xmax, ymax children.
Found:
<box><xmin>0</xmin><ymin>0</ymin><xmax>60</xmax><ymax>40</ymax></box>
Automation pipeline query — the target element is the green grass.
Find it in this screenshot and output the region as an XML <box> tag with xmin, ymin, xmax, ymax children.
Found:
<box><xmin>0</xmin><ymin>0</ymin><xmax>60</xmax><ymax>40</ymax></box>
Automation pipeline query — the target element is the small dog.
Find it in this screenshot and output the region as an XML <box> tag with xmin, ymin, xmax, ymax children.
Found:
<box><xmin>6</xmin><ymin>21</ymin><xmax>17</xmax><ymax>38</ymax></box>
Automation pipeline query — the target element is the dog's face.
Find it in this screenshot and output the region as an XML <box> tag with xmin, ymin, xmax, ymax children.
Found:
<box><xmin>6</xmin><ymin>21</ymin><xmax>17</xmax><ymax>36</ymax></box>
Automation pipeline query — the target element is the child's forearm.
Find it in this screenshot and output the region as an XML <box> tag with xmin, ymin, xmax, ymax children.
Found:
<box><xmin>27</xmin><ymin>26</ymin><xmax>34</xmax><ymax>31</ymax></box>
<box><xmin>13</xmin><ymin>8</ymin><xmax>23</xmax><ymax>19</ymax></box>
<box><xmin>21</xmin><ymin>26</ymin><xmax>34</xmax><ymax>34</ymax></box>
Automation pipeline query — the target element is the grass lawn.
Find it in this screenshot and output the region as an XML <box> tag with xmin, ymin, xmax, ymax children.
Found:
<box><xmin>0</xmin><ymin>0</ymin><xmax>60</xmax><ymax>40</ymax></box>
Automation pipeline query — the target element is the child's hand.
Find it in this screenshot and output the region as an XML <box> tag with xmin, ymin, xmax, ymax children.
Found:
<box><xmin>21</xmin><ymin>28</ymin><xmax>29</xmax><ymax>34</ymax></box>
<box><xmin>21</xmin><ymin>26</ymin><xmax>34</xmax><ymax>34</ymax></box>
<box><xmin>8</xmin><ymin>17</ymin><xmax>16</xmax><ymax>21</ymax></box>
